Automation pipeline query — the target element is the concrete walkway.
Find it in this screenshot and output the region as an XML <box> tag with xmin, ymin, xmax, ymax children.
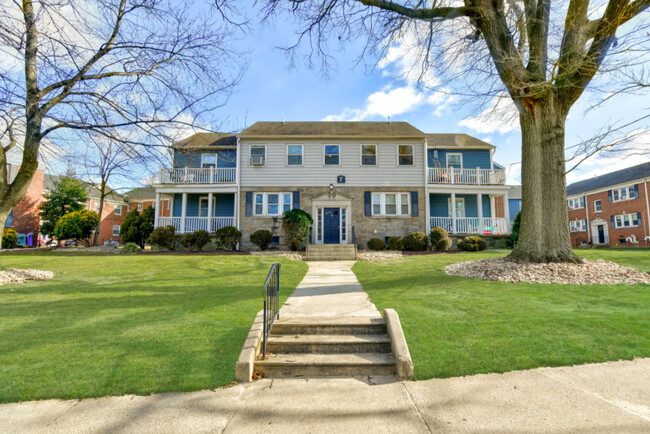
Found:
<box><xmin>279</xmin><ymin>261</ymin><xmax>380</xmax><ymax>318</ymax></box>
<box><xmin>3</xmin><ymin>358</ymin><xmax>649</xmax><ymax>433</ymax></box>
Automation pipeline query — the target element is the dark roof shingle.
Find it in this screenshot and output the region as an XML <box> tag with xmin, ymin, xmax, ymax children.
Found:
<box><xmin>174</xmin><ymin>133</ymin><xmax>237</xmax><ymax>150</ymax></box>
<box><xmin>240</xmin><ymin>121</ymin><xmax>425</xmax><ymax>138</ymax></box>
<box><xmin>566</xmin><ymin>162</ymin><xmax>650</xmax><ymax>196</ymax></box>
<box><xmin>425</xmin><ymin>134</ymin><xmax>495</xmax><ymax>149</ymax></box>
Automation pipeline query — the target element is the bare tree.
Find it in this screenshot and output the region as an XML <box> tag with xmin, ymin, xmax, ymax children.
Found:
<box><xmin>66</xmin><ymin>132</ymin><xmax>155</xmax><ymax>245</ymax></box>
<box><xmin>261</xmin><ymin>0</ymin><xmax>650</xmax><ymax>263</ymax></box>
<box><xmin>0</xmin><ymin>0</ymin><xmax>243</xmax><ymax>237</ymax></box>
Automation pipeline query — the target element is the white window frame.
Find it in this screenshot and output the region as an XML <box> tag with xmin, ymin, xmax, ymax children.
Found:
<box><xmin>568</xmin><ymin>197</ymin><xmax>585</xmax><ymax>210</ymax></box>
<box><xmin>201</xmin><ymin>153</ymin><xmax>217</xmax><ymax>168</ymax></box>
<box><xmin>594</xmin><ymin>200</ymin><xmax>602</xmax><ymax>213</ymax></box>
<box><xmin>253</xmin><ymin>192</ymin><xmax>293</xmax><ymax>217</ymax></box>
<box><xmin>114</xmin><ymin>205</ymin><xmax>122</xmax><ymax>215</ymax></box>
<box><xmin>447</xmin><ymin>197</ymin><xmax>466</xmax><ymax>218</ymax></box>
<box><xmin>286</xmin><ymin>144</ymin><xmax>304</xmax><ymax>166</ymax></box>
<box><xmin>323</xmin><ymin>144</ymin><xmax>340</xmax><ymax>166</ymax></box>
<box><xmin>397</xmin><ymin>144</ymin><xmax>414</xmax><ymax>166</ymax></box>
<box><xmin>112</xmin><ymin>225</ymin><xmax>121</xmax><ymax>236</ymax></box>
<box><xmin>613</xmin><ymin>213</ymin><xmax>640</xmax><ymax>228</ymax></box>
<box><xmin>611</xmin><ymin>185</ymin><xmax>636</xmax><ymax>203</ymax></box>
<box><xmin>249</xmin><ymin>144</ymin><xmax>267</xmax><ymax>166</ymax></box>
<box><xmin>198</xmin><ymin>197</ymin><xmax>215</xmax><ymax>217</ymax></box>
<box><xmin>360</xmin><ymin>144</ymin><xmax>377</xmax><ymax>166</ymax></box>
<box><xmin>570</xmin><ymin>219</ymin><xmax>587</xmax><ymax>232</ymax></box>
<box><xmin>370</xmin><ymin>192</ymin><xmax>410</xmax><ymax>217</ymax></box>
<box><xmin>446</xmin><ymin>153</ymin><xmax>463</xmax><ymax>168</ymax></box>
<box><xmin>137</xmin><ymin>202</ymin><xmax>143</xmax><ymax>212</ymax></box>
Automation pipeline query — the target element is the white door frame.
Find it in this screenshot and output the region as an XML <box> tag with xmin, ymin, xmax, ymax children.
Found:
<box><xmin>591</xmin><ymin>219</ymin><xmax>609</xmax><ymax>245</ymax></box>
<box><xmin>312</xmin><ymin>196</ymin><xmax>352</xmax><ymax>245</ymax></box>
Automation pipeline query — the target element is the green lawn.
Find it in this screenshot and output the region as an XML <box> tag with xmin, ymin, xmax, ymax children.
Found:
<box><xmin>353</xmin><ymin>249</ymin><xmax>650</xmax><ymax>380</ymax></box>
<box><xmin>0</xmin><ymin>252</ymin><xmax>307</xmax><ymax>403</ymax></box>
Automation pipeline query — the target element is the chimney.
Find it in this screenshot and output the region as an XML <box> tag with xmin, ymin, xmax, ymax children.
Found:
<box><xmin>387</xmin><ymin>115</ymin><xmax>391</xmax><ymax>124</ymax></box>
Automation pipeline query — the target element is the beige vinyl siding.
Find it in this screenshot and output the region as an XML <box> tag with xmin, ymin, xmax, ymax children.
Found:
<box><xmin>240</xmin><ymin>140</ymin><xmax>425</xmax><ymax>187</ymax></box>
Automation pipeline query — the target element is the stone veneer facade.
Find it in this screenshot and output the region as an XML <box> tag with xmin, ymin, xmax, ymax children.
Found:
<box><xmin>239</xmin><ymin>186</ymin><xmax>426</xmax><ymax>250</ymax></box>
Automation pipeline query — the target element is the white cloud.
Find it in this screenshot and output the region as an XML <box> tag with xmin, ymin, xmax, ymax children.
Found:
<box><xmin>458</xmin><ymin>94</ymin><xmax>520</xmax><ymax>134</ymax></box>
<box><xmin>322</xmin><ymin>85</ymin><xmax>426</xmax><ymax>121</ymax></box>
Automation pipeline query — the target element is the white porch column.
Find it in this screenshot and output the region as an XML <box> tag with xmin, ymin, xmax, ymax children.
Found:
<box><xmin>503</xmin><ymin>191</ymin><xmax>510</xmax><ymax>233</ymax></box>
<box><xmin>207</xmin><ymin>192</ymin><xmax>213</xmax><ymax>232</ymax></box>
<box><xmin>477</xmin><ymin>193</ymin><xmax>483</xmax><ymax>234</ymax></box>
<box><xmin>181</xmin><ymin>193</ymin><xmax>187</xmax><ymax>233</ymax></box>
<box><xmin>451</xmin><ymin>192</ymin><xmax>457</xmax><ymax>234</ymax></box>
<box><xmin>154</xmin><ymin>192</ymin><xmax>160</xmax><ymax>228</ymax></box>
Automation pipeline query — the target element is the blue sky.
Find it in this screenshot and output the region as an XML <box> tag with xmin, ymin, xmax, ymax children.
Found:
<box><xmin>215</xmin><ymin>6</ymin><xmax>649</xmax><ymax>186</ymax></box>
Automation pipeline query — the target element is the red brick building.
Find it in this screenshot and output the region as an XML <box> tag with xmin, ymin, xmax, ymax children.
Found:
<box><xmin>567</xmin><ymin>162</ymin><xmax>650</xmax><ymax>247</ymax></box>
<box><xmin>5</xmin><ymin>164</ymin><xmax>47</xmax><ymax>243</ymax></box>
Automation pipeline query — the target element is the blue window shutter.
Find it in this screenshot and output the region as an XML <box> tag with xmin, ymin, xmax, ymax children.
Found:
<box><xmin>364</xmin><ymin>191</ymin><xmax>371</xmax><ymax>216</ymax></box>
<box><xmin>245</xmin><ymin>192</ymin><xmax>252</xmax><ymax>217</ymax></box>
<box><xmin>608</xmin><ymin>190</ymin><xmax>612</xmax><ymax>203</ymax></box>
<box><xmin>411</xmin><ymin>191</ymin><xmax>419</xmax><ymax>217</ymax></box>
<box><xmin>610</xmin><ymin>215</ymin><xmax>614</xmax><ymax>228</ymax></box>
<box><xmin>634</xmin><ymin>184</ymin><xmax>639</xmax><ymax>198</ymax></box>
<box><xmin>583</xmin><ymin>196</ymin><xmax>586</xmax><ymax>208</ymax></box>
<box><xmin>293</xmin><ymin>190</ymin><xmax>300</xmax><ymax>210</ymax></box>
<box><xmin>637</xmin><ymin>212</ymin><xmax>642</xmax><ymax>225</ymax></box>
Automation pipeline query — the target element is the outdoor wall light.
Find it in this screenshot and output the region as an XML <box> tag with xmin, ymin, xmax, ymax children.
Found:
<box><xmin>329</xmin><ymin>183</ymin><xmax>334</xmax><ymax>191</ymax></box>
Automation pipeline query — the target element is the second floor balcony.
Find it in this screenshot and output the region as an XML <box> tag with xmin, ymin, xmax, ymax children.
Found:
<box><xmin>428</xmin><ymin>167</ymin><xmax>506</xmax><ymax>185</ymax></box>
<box><xmin>158</xmin><ymin>167</ymin><xmax>237</xmax><ymax>185</ymax></box>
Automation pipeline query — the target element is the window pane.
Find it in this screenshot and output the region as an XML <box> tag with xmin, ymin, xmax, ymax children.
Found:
<box><xmin>361</xmin><ymin>145</ymin><xmax>376</xmax><ymax>165</ymax></box>
<box><xmin>400</xmin><ymin>194</ymin><xmax>409</xmax><ymax>215</ymax></box>
<box><xmin>399</xmin><ymin>145</ymin><xmax>413</xmax><ymax>166</ymax></box>
<box><xmin>288</xmin><ymin>145</ymin><xmax>302</xmax><ymax>165</ymax></box>
<box><xmin>251</xmin><ymin>146</ymin><xmax>265</xmax><ymax>156</ymax></box>
<box><xmin>283</xmin><ymin>193</ymin><xmax>292</xmax><ymax>212</ymax></box>
<box><xmin>372</xmin><ymin>193</ymin><xmax>381</xmax><ymax>215</ymax></box>
<box><xmin>341</xmin><ymin>208</ymin><xmax>347</xmax><ymax>241</ymax></box>
<box><xmin>202</xmin><ymin>154</ymin><xmax>216</xmax><ymax>168</ymax></box>
<box><xmin>200</xmin><ymin>200</ymin><xmax>208</xmax><ymax>217</ymax></box>
<box><xmin>255</xmin><ymin>194</ymin><xmax>264</xmax><ymax>215</ymax></box>
<box><xmin>621</xmin><ymin>189</ymin><xmax>627</xmax><ymax>199</ymax></box>
<box><xmin>288</xmin><ymin>145</ymin><xmax>302</xmax><ymax>155</ymax></box>
<box><xmin>268</xmin><ymin>194</ymin><xmax>279</xmax><ymax>215</ymax></box>
<box><xmin>325</xmin><ymin>145</ymin><xmax>340</xmax><ymax>165</ymax></box>
<box><xmin>613</xmin><ymin>190</ymin><xmax>619</xmax><ymax>201</ymax></box>
<box><xmin>385</xmin><ymin>194</ymin><xmax>397</xmax><ymax>214</ymax></box>
<box><xmin>325</xmin><ymin>145</ymin><xmax>339</xmax><ymax>155</ymax></box>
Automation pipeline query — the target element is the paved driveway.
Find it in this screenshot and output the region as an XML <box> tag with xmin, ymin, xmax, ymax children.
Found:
<box><xmin>3</xmin><ymin>358</ymin><xmax>649</xmax><ymax>433</ymax></box>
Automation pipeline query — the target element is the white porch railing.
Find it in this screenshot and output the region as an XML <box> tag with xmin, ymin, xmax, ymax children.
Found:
<box><xmin>158</xmin><ymin>168</ymin><xmax>236</xmax><ymax>184</ymax></box>
<box><xmin>429</xmin><ymin>217</ymin><xmax>510</xmax><ymax>235</ymax></box>
<box><xmin>428</xmin><ymin>167</ymin><xmax>506</xmax><ymax>185</ymax></box>
<box><xmin>157</xmin><ymin>216</ymin><xmax>235</xmax><ymax>233</ymax></box>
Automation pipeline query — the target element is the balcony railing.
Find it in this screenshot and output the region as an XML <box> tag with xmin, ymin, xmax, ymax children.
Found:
<box><xmin>158</xmin><ymin>168</ymin><xmax>236</xmax><ymax>184</ymax></box>
<box><xmin>429</xmin><ymin>217</ymin><xmax>509</xmax><ymax>235</ymax></box>
<box><xmin>157</xmin><ymin>216</ymin><xmax>235</xmax><ymax>233</ymax></box>
<box><xmin>428</xmin><ymin>167</ymin><xmax>505</xmax><ymax>185</ymax></box>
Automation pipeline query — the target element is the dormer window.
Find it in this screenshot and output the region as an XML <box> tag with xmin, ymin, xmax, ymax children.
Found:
<box><xmin>201</xmin><ymin>154</ymin><xmax>216</xmax><ymax>168</ymax></box>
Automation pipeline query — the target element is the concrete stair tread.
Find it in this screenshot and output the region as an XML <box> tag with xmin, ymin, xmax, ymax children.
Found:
<box><xmin>255</xmin><ymin>353</ymin><xmax>395</xmax><ymax>366</ymax></box>
<box><xmin>268</xmin><ymin>334</ymin><xmax>391</xmax><ymax>344</ymax></box>
<box><xmin>273</xmin><ymin>316</ymin><xmax>385</xmax><ymax>326</ymax></box>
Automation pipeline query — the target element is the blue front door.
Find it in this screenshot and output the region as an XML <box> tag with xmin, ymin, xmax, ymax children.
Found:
<box><xmin>324</xmin><ymin>208</ymin><xmax>340</xmax><ymax>244</ymax></box>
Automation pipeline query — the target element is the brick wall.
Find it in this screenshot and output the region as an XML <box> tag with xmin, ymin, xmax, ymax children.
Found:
<box><xmin>568</xmin><ymin>180</ymin><xmax>650</xmax><ymax>247</ymax></box>
<box><xmin>87</xmin><ymin>199</ymin><xmax>127</xmax><ymax>244</ymax></box>
<box><xmin>11</xmin><ymin>170</ymin><xmax>45</xmax><ymax>244</ymax></box>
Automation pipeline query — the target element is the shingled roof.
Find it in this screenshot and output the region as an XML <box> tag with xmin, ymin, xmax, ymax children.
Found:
<box><xmin>124</xmin><ymin>187</ymin><xmax>156</xmax><ymax>201</ymax></box>
<box><xmin>425</xmin><ymin>134</ymin><xmax>495</xmax><ymax>149</ymax></box>
<box><xmin>240</xmin><ymin>121</ymin><xmax>425</xmax><ymax>138</ymax></box>
<box><xmin>566</xmin><ymin>162</ymin><xmax>650</xmax><ymax>196</ymax></box>
<box><xmin>173</xmin><ymin>133</ymin><xmax>237</xmax><ymax>150</ymax></box>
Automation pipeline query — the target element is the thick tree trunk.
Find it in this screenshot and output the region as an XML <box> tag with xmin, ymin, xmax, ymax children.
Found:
<box><xmin>508</xmin><ymin>95</ymin><xmax>582</xmax><ymax>263</ymax></box>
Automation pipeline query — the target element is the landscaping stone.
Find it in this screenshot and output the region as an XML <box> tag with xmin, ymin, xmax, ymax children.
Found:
<box><xmin>0</xmin><ymin>269</ymin><xmax>54</xmax><ymax>285</ymax></box>
<box><xmin>446</xmin><ymin>257</ymin><xmax>650</xmax><ymax>285</ymax></box>
<box><xmin>250</xmin><ymin>250</ymin><xmax>305</xmax><ymax>261</ymax></box>
<box><xmin>357</xmin><ymin>250</ymin><xmax>403</xmax><ymax>261</ymax></box>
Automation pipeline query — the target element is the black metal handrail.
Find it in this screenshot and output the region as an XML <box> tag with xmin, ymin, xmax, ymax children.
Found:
<box><xmin>262</xmin><ymin>263</ymin><xmax>280</xmax><ymax>357</ymax></box>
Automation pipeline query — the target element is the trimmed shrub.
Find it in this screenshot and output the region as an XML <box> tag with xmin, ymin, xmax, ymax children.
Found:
<box><xmin>216</xmin><ymin>226</ymin><xmax>242</xmax><ymax>250</ymax></box>
<box><xmin>458</xmin><ymin>236</ymin><xmax>488</xmax><ymax>252</ymax></box>
<box><xmin>182</xmin><ymin>230</ymin><xmax>211</xmax><ymax>251</ymax></box>
<box><xmin>250</xmin><ymin>230</ymin><xmax>273</xmax><ymax>251</ymax></box>
<box><xmin>54</xmin><ymin>210</ymin><xmax>100</xmax><ymax>245</ymax></box>
<box><xmin>121</xmin><ymin>242</ymin><xmax>141</xmax><ymax>254</ymax></box>
<box><xmin>511</xmin><ymin>211</ymin><xmax>521</xmax><ymax>246</ymax></box>
<box><xmin>121</xmin><ymin>206</ymin><xmax>155</xmax><ymax>249</ymax></box>
<box><xmin>367</xmin><ymin>238</ymin><xmax>385</xmax><ymax>251</ymax></box>
<box><xmin>402</xmin><ymin>232</ymin><xmax>429</xmax><ymax>251</ymax></box>
<box><xmin>2</xmin><ymin>228</ymin><xmax>18</xmax><ymax>249</ymax></box>
<box><xmin>387</xmin><ymin>237</ymin><xmax>403</xmax><ymax>251</ymax></box>
<box><xmin>436</xmin><ymin>237</ymin><xmax>452</xmax><ymax>252</ymax></box>
<box><xmin>148</xmin><ymin>225</ymin><xmax>177</xmax><ymax>251</ymax></box>
<box><xmin>282</xmin><ymin>209</ymin><xmax>313</xmax><ymax>251</ymax></box>
<box><xmin>429</xmin><ymin>226</ymin><xmax>449</xmax><ymax>247</ymax></box>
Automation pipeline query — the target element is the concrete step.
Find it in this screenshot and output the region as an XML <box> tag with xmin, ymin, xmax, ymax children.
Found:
<box><xmin>272</xmin><ymin>317</ymin><xmax>387</xmax><ymax>335</ymax></box>
<box><xmin>254</xmin><ymin>353</ymin><xmax>396</xmax><ymax>377</ymax></box>
<box><xmin>267</xmin><ymin>334</ymin><xmax>392</xmax><ymax>354</ymax></box>
<box><xmin>306</xmin><ymin>244</ymin><xmax>357</xmax><ymax>261</ymax></box>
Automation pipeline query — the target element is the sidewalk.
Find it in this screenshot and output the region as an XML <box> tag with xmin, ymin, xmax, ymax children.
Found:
<box><xmin>3</xmin><ymin>358</ymin><xmax>648</xmax><ymax>433</ymax></box>
<box><xmin>279</xmin><ymin>261</ymin><xmax>380</xmax><ymax>318</ymax></box>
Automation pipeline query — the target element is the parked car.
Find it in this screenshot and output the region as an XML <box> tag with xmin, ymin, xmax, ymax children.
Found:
<box><xmin>63</xmin><ymin>240</ymin><xmax>78</xmax><ymax>247</ymax></box>
<box><xmin>104</xmin><ymin>240</ymin><xmax>119</xmax><ymax>247</ymax></box>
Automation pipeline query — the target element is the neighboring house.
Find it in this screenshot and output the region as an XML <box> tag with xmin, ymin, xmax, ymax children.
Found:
<box><xmin>5</xmin><ymin>164</ymin><xmax>47</xmax><ymax>242</ymax></box>
<box><xmin>152</xmin><ymin>121</ymin><xmax>512</xmax><ymax>249</ymax></box>
<box><xmin>508</xmin><ymin>185</ymin><xmax>522</xmax><ymax>221</ymax></box>
<box><xmin>566</xmin><ymin>162</ymin><xmax>650</xmax><ymax>247</ymax></box>
<box><xmin>124</xmin><ymin>187</ymin><xmax>170</xmax><ymax>216</ymax></box>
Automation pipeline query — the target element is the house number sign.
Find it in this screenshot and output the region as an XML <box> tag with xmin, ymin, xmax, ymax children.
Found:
<box><xmin>337</xmin><ymin>175</ymin><xmax>346</xmax><ymax>184</ymax></box>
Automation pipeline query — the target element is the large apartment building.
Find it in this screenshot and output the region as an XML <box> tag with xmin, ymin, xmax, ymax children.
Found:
<box><xmin>152</xmin><ymin>121</ymin><xmax>512</xmax><ymax>249</ymax></box>
<box><xmin>567</xmin><ymin>162</ymin><xmax>650</xmax><ymax>247</ymax></box>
